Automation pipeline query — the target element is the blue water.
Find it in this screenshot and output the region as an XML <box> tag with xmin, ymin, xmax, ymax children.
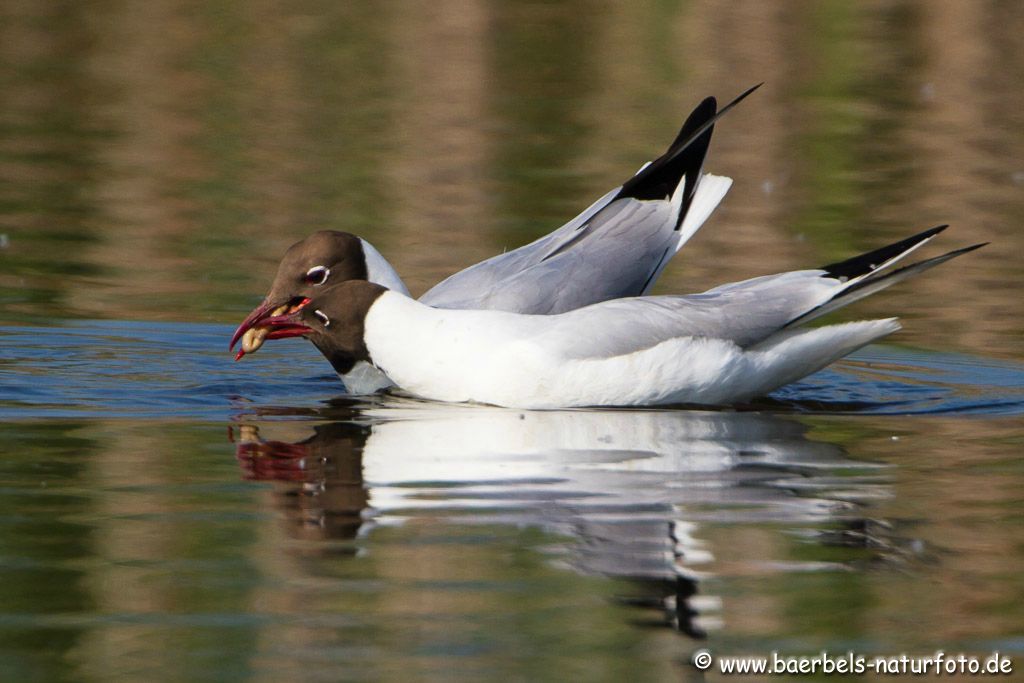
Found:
<box><xmin>3</xmin><ymin>320</ymin><xmax>1022</xmax><ymax>420</ymax></box>
<box><xmin>0</xmin><ymin>321</ymin><xmax>332</xmax><ymax>420</ymax></box>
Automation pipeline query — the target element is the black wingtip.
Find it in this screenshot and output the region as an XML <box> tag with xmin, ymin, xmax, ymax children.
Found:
<box><xmin>677</xmin><ymin>82</ymin><xmax>762</xmax><ymax>152</ymax></box>
<box><xmin>839</xmin><ymin>239</ymin><xmax>988</xmax><ymax>300</ymax></box>
<box><xmin>922</xmin><ymin>240</ymin><xmax>987</xmax><ymax>263</ymax></box>
<box><xmin>821</xmin><ymin>224</ymin><xmax>950</xmax><ymax>280</ymax></box>
<box><xmin>617</xmin><ymin>98</ymin><xmax>717</xmax><ymax>203</ymax></box>
<box><xmin>922</xmin><ymin>223</ymin><xmax>949</xmax><ymax>238</ymax></box>
<box><xmin>663</xmin><ymin>97</ymin><xmax>717</xmax><ymax>153</ymax></box>
<box><xmin>786</xmin><ymin>236</ymin><xmax>984</xmax><ymax>329</ymax></box>
<box><xmin>957</xmin><ymin>241</ymin><xmax>989</xmax><ymax>254</ymax></box>
<box><xmin>615</xmin><ymin>83</ymin><xmax>761</xmax><ymax>205</ymax></box>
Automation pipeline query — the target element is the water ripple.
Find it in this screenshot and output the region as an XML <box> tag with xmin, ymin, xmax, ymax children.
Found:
<box><xmin>2</xmin><ymin>320</ymin><xmax>1022</xmax><ymax>419</ymax></box>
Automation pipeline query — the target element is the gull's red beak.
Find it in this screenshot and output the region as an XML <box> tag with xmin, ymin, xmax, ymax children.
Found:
<box><xmin>230</xmin><ymin>297</ymin><xmax>311</xmax><ymax>361</ymax></box>
<box><xmin>263</xmin><ymin>316</ymin><xmax>313</xmax><ymax>340</ymax></box>
<box><xmin>230</xmin><ymin>299</ymin><xmax>277</xmax><ymax>351</ymax></box>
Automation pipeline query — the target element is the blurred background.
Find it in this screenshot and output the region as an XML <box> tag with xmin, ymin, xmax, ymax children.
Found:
<box><xmin>2</xmin><ymin>2</ymin><xmax>1024</xmax><ymax>682</ymax></box>
<box><xmin>2</xmin><ymin>0</ymin><xmax>1022</xmax><ymax>356</ymax></box>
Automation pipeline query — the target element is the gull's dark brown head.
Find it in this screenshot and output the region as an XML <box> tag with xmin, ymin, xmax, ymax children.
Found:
<box><xmin>257</xmin><ymin>280</ymin><xmax>389</xmax><ymax>375</ymax></box>
<box><xmin>231</xmin><ymin>231</ymin><xmax>371</xmax><ymax>359</ymax></box>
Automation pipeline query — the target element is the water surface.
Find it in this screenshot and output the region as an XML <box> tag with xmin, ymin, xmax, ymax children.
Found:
<box><xmin>2</xmin><ymin>322</ymin><xmax>1023</xmax><ymax>681</ymax></box>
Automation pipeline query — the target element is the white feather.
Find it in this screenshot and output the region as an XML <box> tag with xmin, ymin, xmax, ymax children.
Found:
<box><xmin>360</xmin><ymin>238</ymin><xmax>410</xmax><ymax>296</ymax></box>
<box><xmin>677</xmin><ymin>174</ymin><xmax>732</xmax><ymax>253</ymax></box>
<box><xmin>640</xmin><ymin>172</ymin><xmax>733</xmax><ymax>294</ymax></box>
<box><xmin>341</xmin><ymin>360</ymin><xmax>395</xmax><ymax>395</ymax></box>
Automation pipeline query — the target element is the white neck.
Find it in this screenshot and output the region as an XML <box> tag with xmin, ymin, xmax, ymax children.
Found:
<box><xmin>359</xmin><ymin>239</ymin><xmax>410</xmax><ymax>296</ymax></box>
<box><xmin>362</xmin><ymin>292</ymin><xmax>540</xmax><ymax>404</ymax></box>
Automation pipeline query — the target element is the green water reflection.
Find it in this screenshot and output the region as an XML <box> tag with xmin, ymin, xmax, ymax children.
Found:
<box><xmin>0</xmin><ymin>412</ymin><xmax>1022</xmax><ymax>681</ymax></box>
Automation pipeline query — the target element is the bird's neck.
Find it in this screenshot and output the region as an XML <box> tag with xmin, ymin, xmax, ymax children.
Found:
<box><xmin>363</xmin><ymin>293</ymin><xmax>439</xmax><ymax>373</ymax></box>
<box><xmin>362</xmin><ymin>292</ymin><xmax>521</xmax><ymax>401</ymax></box>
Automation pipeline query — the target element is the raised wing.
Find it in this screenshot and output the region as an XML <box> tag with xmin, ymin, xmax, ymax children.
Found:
<box><xmin>419</xmin><ymin>87</ymin><xmax>760</xmax><ymax>313</ymax></box>
<box><xmin>419</xmin><ymin>186</ymin><xmax>623</xmax><ymax>308</ymax></box>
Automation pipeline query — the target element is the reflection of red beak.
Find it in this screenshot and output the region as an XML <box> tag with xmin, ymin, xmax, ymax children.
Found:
<box><xmin>235</xmin><ymin>439</ymin><xmax>311</xmax><ymax>482</ymax></box>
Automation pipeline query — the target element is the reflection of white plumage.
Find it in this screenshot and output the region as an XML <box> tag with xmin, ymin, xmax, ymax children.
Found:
<box><xmin>351</xmin><ymin>404</ymin><xmax>887</xmax><ymax>593</ymax></box>
<box><xmin>237</xmin><ymin>403</ymin><xmax>896</xmax><ymax>634</ymax></box>
<box><xmin>358</xmin><ymin>403</ymin><xmax>870</xmax><ymax>506</ymax></box>
<box><xmin>274</xmin><ymin>226</ymin><xmax>982</xmax><ymax>408</ymax></box>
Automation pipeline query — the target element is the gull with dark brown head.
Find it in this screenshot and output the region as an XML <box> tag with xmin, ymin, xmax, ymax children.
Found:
<box><xmin>231</xmin><ymin>86</ymin><xmax>762</xmax><ymax>392</ymax></box>
<box><xmin>253</xmin><ymin>227</ymin><xmax>984</xmax><ymax>409</ymax></box>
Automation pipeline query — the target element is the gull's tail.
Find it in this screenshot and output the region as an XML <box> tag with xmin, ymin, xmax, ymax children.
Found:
<box><xmin>742</xmin><ymin>318</ymin><xmax>903</xmax><ymax>399</ymax></box>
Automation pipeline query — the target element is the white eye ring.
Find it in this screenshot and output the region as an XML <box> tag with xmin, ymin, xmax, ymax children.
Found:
<box><xmin>305</xmin><ymin>265</ymin><xmax>330</xmax><ymax>286</ymax></box>
<box><xmin>313</xmin><ymin>309</ymin><xmax>330</xmax><ymax>327</ymax></box>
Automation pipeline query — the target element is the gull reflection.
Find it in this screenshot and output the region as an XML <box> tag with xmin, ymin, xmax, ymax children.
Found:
<box><xmin>231</xmin><ymin>400</ymin><xmax>903</xmax><ymax>637</ymax></box>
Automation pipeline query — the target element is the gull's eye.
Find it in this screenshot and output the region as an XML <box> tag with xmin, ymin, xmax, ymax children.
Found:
<box><xmin>304</xmin><ymin>265</ymin><xmax>330</xmax><ymax>286</ymax></box>
<box><xmin>313</xmin><ymin>309</ymin><xmax>330</xmax><ymax>327</ymax></box>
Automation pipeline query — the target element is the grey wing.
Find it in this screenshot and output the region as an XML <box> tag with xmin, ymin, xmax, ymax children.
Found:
<box><xmin>538</xmin><ymin>270</ymin><xmax>840</xmax><ymax>360</ymax></box>
<box><xmin>422</xmin><ymin>196</ymin><xmax>677</xmax><ymax>313</ymax></box>
<box><xmin>421</xmin><ymin>92</ymin><xmax>747</xmax><ymax>313</ymax></box>
<box><xmin>419</xmin><ymin>187</ymin><xmax>622</xmax><ymax>308</ymax></box>
<box><xmin>530</xmin><ymin>225</ymin><xmax>981</xmax><ymax>361</ymax></box>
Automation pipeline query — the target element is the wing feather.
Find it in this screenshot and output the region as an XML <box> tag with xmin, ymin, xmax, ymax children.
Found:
<box><xmin>419</xmin><ymin>88</ymin><xmax>761</xmax><ymax>312</ymax></box>
<box><xmin>530</xmin><ymin>231</ymin><xmax>982</xmax><ymax>362</ymax></box>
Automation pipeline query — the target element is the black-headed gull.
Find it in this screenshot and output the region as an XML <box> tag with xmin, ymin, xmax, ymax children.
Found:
<box><xmin>254</xmin><ymin>227</ymin><xmax>983</xmax><ymax>409</ymax></box>
<box><xmin>231</xmin><ymin>86</ymin><xmax>761</xmax><ymax>391</ymax></box>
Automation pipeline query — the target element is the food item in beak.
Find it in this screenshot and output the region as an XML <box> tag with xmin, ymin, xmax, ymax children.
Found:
<box><xmin>240</xmin><ymin>304</ymin><xmax>289</xmax><ymax>354</ymax></box>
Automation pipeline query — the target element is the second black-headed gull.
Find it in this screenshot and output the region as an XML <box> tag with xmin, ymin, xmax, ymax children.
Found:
<box><xmin>253</xmin><ymin>227</ymin><xmax>984</xmax><ymax>409</ymax></box>
<box><xmin>231</xmin><ymin>86</ymin><xmax>762</xmax><ymax>391</ymax></box>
